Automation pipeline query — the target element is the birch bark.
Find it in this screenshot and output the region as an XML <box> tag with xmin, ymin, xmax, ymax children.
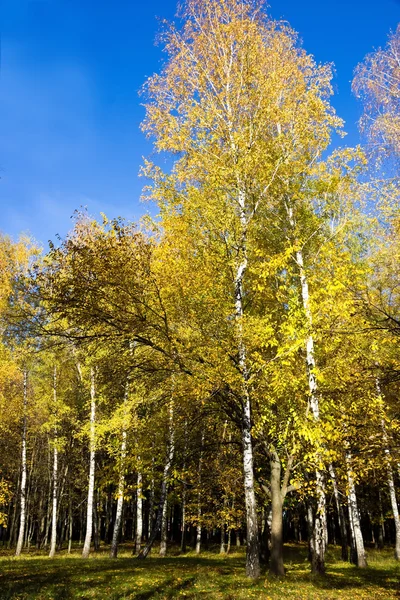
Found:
<box><xmin>15</xmin><ymin>370</ymin><xmax>28</xmax><ymax>557</ymax></box>
<box><xmin>110</xmin><ymin>383</ymin><xmax>129</xmax><ymax>558</ymax></box>
<box><xmin>286</xmin><ymin>202</ymin><xmax>326</xmax><ymax>574</ymax></box>
<box><xmin>346</xmin><ymin>450</ymin><xmax>367</xmax><ymax>567</ymax></box>
<box><xmin>49</xmin><ymin>365</ymin><xmax>58</xmax><ymax>558</ymax></box>
<box><xmin>269</xmin><ymin>450</ymin><xmax>284</xmax><ymax>576</ymax></box>
<box><xmin>159</xmin><ymin>495</ymin><xmax>168</xmax><ymax>556</ymax></box>
<box><xmin>136</xmin><ymin>468</ymin><xmax>143</xmax><ymax>555</ymax></box>
<box><xmin>196</xmin><ymin>429</ymin><xmax>205</xmax><ymax>554</ymax></box>
<box><xmin>82</xmin><ymin>367</ymin><xmax>96</xmax><ymax>559</ymax></box>
<box><xmin>235</xmin><ymin>189</ymin><xmax>260</xmax><ymax>579</ymax></box>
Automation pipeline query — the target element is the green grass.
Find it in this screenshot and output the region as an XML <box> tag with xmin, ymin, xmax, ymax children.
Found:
<box><xmin>0</xmin><ymin>544</ymin><xmax>399</xmax><ymax>599</ymax></box>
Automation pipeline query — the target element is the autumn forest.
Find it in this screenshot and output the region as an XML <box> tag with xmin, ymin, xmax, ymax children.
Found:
<box><xmin>1</xmin><ymin>1</ymin><xmax>400</xmax><ymax>598</ymax></box>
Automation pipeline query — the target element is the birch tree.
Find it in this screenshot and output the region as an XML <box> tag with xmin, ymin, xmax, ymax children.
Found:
<box><xmin>82</xmin><ymin>367</ymin><xmax>96</xmax><ymax>559</ymax></box>
<box><xmin>353</xmin><ymin>24</ymin><xmax>400</xmax><ymax>162</ymax></box>
<box><xmin>49</xmin><ymin>365</ymin><xmax>58</xmax><ymax>558</ymax></box>
<box><xmin>15</xmin><ymin>370</ymin><xmax>28</xmax><ymax>557</ymax></box>
<box><xmin>141</xmin><ymin>0</ymin><xmax>342</xmax><ymax>577</ymax></box>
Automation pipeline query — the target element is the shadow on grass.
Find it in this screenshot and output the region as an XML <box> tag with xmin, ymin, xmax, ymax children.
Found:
<box><xmin>0</xmin><ymin>545</ymin><xmax>399</xmax><ymax>599</ymax></box>
<box><xmin>0</xmin><ymin>555</ymin><xmax>225</xmax><ymax>600</ymax></box>
<box><xmin>282</xmin><ymin>545</ymin><xmax>400</xmax><ymax>596</ymax></box>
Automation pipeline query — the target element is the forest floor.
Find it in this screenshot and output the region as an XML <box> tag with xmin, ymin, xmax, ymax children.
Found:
<box><xmin>0</xmin><ymin>543</ymin><xmax>399</xmax><ymax>600</ymax></box>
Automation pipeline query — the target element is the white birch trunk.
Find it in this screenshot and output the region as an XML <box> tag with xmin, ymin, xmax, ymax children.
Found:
<box><xmin>386</xmin><ymin>464</ymin><xmax>400</xmax><ymax>560</ymax></box>
<box><xmin>196</xmin><ymin>430</ymin><xmax>205</xmax><ymax>554</ymax></box>
<box><xmin>159</xmin><ymin>495</ymin><xmax>168</xmax><ymax>557</ymax></box>
<box><xmin>49</xmin><ymin>365</ymin><xmax>58</xmax><ymax>558</ymax></box>
<box><xmin>236</xmin><ymin>190</ymin><xmax>260</xmax><ymax>579</ymax></box>
<box><xmin>110</xmin><ymin>383</ymin><xmax>129</xmax><ymax>558</ymax></box>
<box><xmin>286</xmin><ymin>202</ymin><xmax>326</xmax><ymax>573</ymax></box>
<box><xmin>346</xmin><ymin>450</ymin><xmax>367</xmax><ymax>567</ymax></box>
<box><xmin>82</xmin><ymin>367</ymin><xmax>96</xmax><ymax>558</ymax></box>
<box><xmin>148</xmin><ymin>449</ymin><xmax>155</xmax><ymax>540</ymax></box>
<box><xmin>269</xmin><ymin>449</ymin><xmax>284</xmax><ymax>576</ymax></box>
<box><xmin>181</xmin><ymin>423</ymin><xmax>188</xmax><ymax>553</ymax></box>
<box><xmin>136</xmin><ymin>468</ymin><xmax>143</xmax><ymax>555</ymax></box>
<box><xmin>68</xmin><ymin>497</ymin><xmax>73</xmax><ymax>554</ymax></box>
<box><xmin>15</xmin><ymin>370</ymin><xmax>28</xmax><ymax>557</ymax></box>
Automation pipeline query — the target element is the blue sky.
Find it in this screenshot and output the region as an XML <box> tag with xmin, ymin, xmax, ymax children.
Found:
<box><xmin>1</xmin><ymin>0</ymin><xmax>399</xmax><ymax>247</ymax></box>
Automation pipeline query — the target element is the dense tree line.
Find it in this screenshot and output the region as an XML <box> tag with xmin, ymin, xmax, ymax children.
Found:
<box><xmin>0</xmin><ymin>0</ymin><xmax>399</xmax><ymax>582</ymax></box>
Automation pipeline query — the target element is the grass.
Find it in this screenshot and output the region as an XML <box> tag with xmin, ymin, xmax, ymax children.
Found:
<box><xmin>0</xmin><ymin>543</ymin><xmax>399</xmax><ymax>599</ymax></box>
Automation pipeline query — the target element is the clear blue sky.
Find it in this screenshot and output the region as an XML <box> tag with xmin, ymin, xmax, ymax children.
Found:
<box><xmin>1</xmin><ymin>0</ymin><xmax>399</xmax><ymax>246</ymax></box>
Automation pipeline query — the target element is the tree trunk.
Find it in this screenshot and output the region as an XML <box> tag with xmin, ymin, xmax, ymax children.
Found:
<box><xmin>181</xmin><ymin>423</ymin><xmax>188</xmax><ymax>553</ymax></box>
<box><xmin>110</xmin><ymin>384</ymin><xmax>128</xmax><ymax>558</ymax></box>
<box><xmin>306</xmin><ymin>502</ymin><xmax>315</xmax><ymax>562</ymax></box>
<box><xmin>42</xmin><ymin>447</ymin><xmax>52</xmax><ymax>549</ymax></box>
<box><xmin>159</xmin><ymin>496</ymin><xmax>168</xmax><ymax>557</ymax></box>
<box><xmin>93</xmin><ymin>490</ymin><xmax>100</xmax><ymax>551</ymax></box>
<box><xmin>138</xmin><ymin>400</ymin><xmax>174</xmax><ymax>559</ymax></box>
<box><xmin>220</xmin><ymin>492</ymin><xmax>227</xmax><ymax>555</ymax></box>
<box><xmin>82</xmin><ymin>367</ymin><xmax>96</xmax><ymax>559</ymax></box>
<box><xmin>15</xmin><ymin>370</ymin><xmax>28</xmax><ymax>557</ymax></box>
<box><xmin>223</xmin><ymin>518</ymin><xmax>230</xmax><ymax>549</ymax></box>
<box><xmin>181</xmin><ymin>484</ymin><xmax>187</xmax><ymax>553</ymax></box>
<box><xmin>287</xmin><ymin>203</ymin><xmax>326</xmax><ymax>574</ymax></box>
<box><xmin>49</xmin><ymin>365</ymin><xmax>58</xmax><ymax>558</ymax></box>
<box><xmin>148</xmin><ymin>450</ymin><xmax>155</xmax><ymax>540</ymax></box>
<box><xmin>269</xmin><ymin>450</ymin><xmax>284</xmax><ymax>576</ymax></box>
<box><xmin>136</xmin><ymin>469</ymin><xmax>143</xmax><ymax>555</ymax></box>
<box><xmin>68</xmin><ymin>497</ymin><xmax>73</xmax><ymax>554</ymax></box>
<box><xmin>196</xmin><ymin>430</ymin><xmax>205</xmax><ymax>555</ymax></box>
<box><xmin>346</xmin><ymin>450</ymin><xmax>367</xmax><ymax>567</ymax></box>
<box><xmin>328</xmin><ymin>463</ymin><xmax>348</xmax><ymax>561</ymax></box>
<box><xmin>235</xmin><ymin>189</ymin><xmax>260</xmax><ymax>579</ymax></box>
<box><xmin>386</xmin><ymin>462</ymin><xmax>400</xmax><ymax>560</ymax></box>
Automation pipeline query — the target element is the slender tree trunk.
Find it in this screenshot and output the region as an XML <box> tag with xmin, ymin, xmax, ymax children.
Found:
<box><xmin>306</xmin><ymin>503</ymin><xmax>315</xmax><ymax>562</ymax></box>
<box><xmin>136</xmin><ymin>468</ymin><xmax>143</xmax><ymax>555</ymax></box>
<box><xmin>180</xmin><ymin>422</ymin><xmax>187</xmax><ymax>553</ymax></box>
<box><xmin>181</xmin><ymin>482</ymin><xmax>187</xmax><ymax>553</ymax></box>
<box><xmin>386</xmin><ymin>460</ymin><xmax>400</xmax><ymax>560</ymax></box>
<box><xmin>82</xmin><ymin>367</ymin><xmax>96</xmax><ymax>558</ymax></box>
<box><xmin>16</xmin><ymin>370</ymin><xmax>28</xmax><ymax>557</ymax></box>
<box><xmin>148</xmin><ymin>449</ymin><xmax>155</xmax><ymax>540</ymax></box>
<box><xmin>196</xmin><ymin>430</ymin><xmax>205</xmax><ymax>555</ymax></box>
<box><xmin>49</xmin><ymin>441</ymin><xmax>58</xmax><ymax>557</ymax></box>
<box><xmin>220</xmin><ymin>522</ymin><xmax>226</xmax><ymax>554</ymax></box>
<box><xmin>269</xmin><ymin>450</ymin><xmax>284</xmax><ymax>576</ymax></box>
<box><xmin>93</xmin><ymin>490</ymin><xmax>100</xmax><ymax>551</ymax></box>
<box><xmin>159</xmin><ymin>495</ymin><xmax>168</xmax><ymax>557</ymax></box>
<box><xmin>138</xmin><ymin>400</ymin><xmax>175</xmax><ymax>559</ymax></box>
<box><xmin>110</xmin><ymin>384</ymin><xmax>128</xmax><ymax>558</ymax></box>
<box><xmin>49</xmin><ymin>365</ymin><xmax>58</xmax><ymax>558</ymax></box>
<box><xmin>42</xmin><ymin>446</ymin><xmax>52</xmax><ymax>549</ymax></box>
<box><xmin>346</xmin><ymin>450</ymin><xmax>367</xmax><ymax>567</ymax></box>
<box><xmin>220</xmin><ymin>491</ymin><xmax>228</xmax><ymax>554</ymax></box>
<box><xmin>328</xmin><ymin>463</ymin><xmax>348</xmax><ymax>561</ymax></box>
<box><xmin>286</xmin><ymin>203</ymin><xmax>326</xmax><ymax>574</ymax></box>
<box><xmin>68</xmin><ymin>497</ymin><xmax>73</xmax><ymax>554</ymax></box>
<box><xmin>234</xmin><ymin>192</ymin><xmax>260</xmax><ymax>579</ymax></box>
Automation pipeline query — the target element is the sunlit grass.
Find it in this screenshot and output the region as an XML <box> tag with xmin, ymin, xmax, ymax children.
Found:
<box><xmin>0</xmin><ymin>543</ymin><xmax>398</xmax><ymax>599</ymax></box>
